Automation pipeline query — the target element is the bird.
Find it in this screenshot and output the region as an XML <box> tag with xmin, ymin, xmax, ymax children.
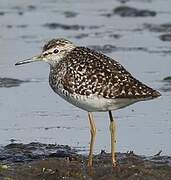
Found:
<box><xmin>15</xmin><ymin>38</ymin><xmax>161</xmax><ymax>168</ymax></box>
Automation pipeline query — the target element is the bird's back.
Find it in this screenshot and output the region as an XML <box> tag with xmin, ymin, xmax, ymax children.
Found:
<box><xmin>49</xmin><ymin>47</ymin><xmax>160</xmax><ymax>111</ymax></box>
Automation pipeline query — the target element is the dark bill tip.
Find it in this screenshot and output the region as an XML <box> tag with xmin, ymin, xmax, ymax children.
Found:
<box><xmin>15</xmin><ymin>56</ymin><xmax>41</xmax><ymax>66</ymax></box>
<box><xmin>15</xmin><ymin>59</ymin><xmax>36</xmax><ymax>66</ymax></box>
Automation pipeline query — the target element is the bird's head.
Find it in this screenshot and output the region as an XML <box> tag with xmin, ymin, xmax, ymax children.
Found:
<box><xmin>15</xmin><ymin>38</ymin><xmax>76</xmax><ymax>67</ymax></box>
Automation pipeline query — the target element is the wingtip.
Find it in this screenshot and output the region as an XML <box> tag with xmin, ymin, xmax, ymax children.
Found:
<box><xmin>152</xmin><ymin>90</ymin><xmax>161</xmax><ymax>98</ymax></box>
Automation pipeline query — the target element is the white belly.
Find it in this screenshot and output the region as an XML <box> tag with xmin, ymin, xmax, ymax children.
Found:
<box><xmin>54</xmin><ymin>87</ymin><xmax>142</xmax><ymax>112</ymax></box>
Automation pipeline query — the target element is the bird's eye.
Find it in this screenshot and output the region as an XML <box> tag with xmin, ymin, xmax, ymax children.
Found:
<box><xmin>53</xmin><ymin>49</ymin><xmax>59</xmax><ymax>54</ymax></box>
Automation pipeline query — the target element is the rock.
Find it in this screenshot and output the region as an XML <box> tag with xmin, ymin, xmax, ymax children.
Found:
<box><xmin>114</xmin><ymin>6</ymin><xmax>156</xmax><ymax>17</ymax></box>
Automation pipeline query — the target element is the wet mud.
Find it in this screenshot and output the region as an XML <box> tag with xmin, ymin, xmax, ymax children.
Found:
<box><xmin>163</xmin><ymin>76</ymin><xmax>171</xmax><ymax>81</ymax></box>
<box><xmin>0</xmin><ymin>12</ymin><xmax>5</xmax><ymax>16</ymax></box>
<box><xmin>0</xmin><ymin>78</ymin><xmax>30</xmax><ymax>88</ymax></box>
<box><xmin>63</xmin><ymin>11</ymin><xmax>78</xmax><ymax>18</ymax></box>
<box><xmin>88</xmin><ymin>45</ymin><xmax>147</xmax><ymax>54</ymax></box>
<box><xmin>144</xmin><ymin>23</ymin><xmax>171</xmax><ymax>33</ymax></box>
<box><xmin>74</xmin><ymin>33</ymin><xmax>89</xmax><ymax>39</ymax></box>
<box><xmin>102</xmin><ymin>5</ymin><xmax>156</xmax><ymax>17</ymax></box>
<box><xmin>159</xmin><ymin>34</ymin><xmax>171</xmax><ymax>41</ymax></box>
<box><xmin>0</xmin><ymin>143</ymin><xmax>171</xmax><ymax>180</ymax></box>
<box><xmin>113</xmin><ymin>6</ymin><xmax>156</xmax><ymax>17</ymax></box>
<box><xmin>160</xmin><ymin>76</ymin><xmax>171</xmax><ymax>92</ymax></box>
<box><xmin>43</xmin><ymin>23</ymin><xmax>101</xmax><ymax>31</ymax></box>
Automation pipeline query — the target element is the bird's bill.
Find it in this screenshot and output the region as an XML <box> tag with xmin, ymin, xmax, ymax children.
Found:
<box><xmin>15</xmin><ymin>55</ymin><xmax>43</xmax><ymax>66</ymax></box>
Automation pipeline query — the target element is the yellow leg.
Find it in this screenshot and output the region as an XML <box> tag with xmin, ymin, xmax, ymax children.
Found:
<box><xmin>109</xmin><ymin>111</ymin><xmax>116</xmax><ymax>167</ymax></box>
<box><xmin>87</xmin><ymin>112</ymin><xmax>96</xmax><ymax>167</ymax></box>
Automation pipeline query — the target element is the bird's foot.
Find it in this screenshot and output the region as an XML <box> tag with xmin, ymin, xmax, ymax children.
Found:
<box><xmin>112</xmin><ymin>160</ymin><xmax>117</xmax><ymax>169</ymax></box>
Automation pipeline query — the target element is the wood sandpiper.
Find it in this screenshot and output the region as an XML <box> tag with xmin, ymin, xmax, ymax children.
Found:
<box><xmin>15</xmin><ymin>38</ymin><xmax>161</xmax><ymax>168</ymax></box>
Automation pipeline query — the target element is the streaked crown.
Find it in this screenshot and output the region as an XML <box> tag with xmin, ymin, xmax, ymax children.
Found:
<box><xmin>42</xmin><ymin>38</ymin><xmax>76</xmax><ymax>66</ymax></box>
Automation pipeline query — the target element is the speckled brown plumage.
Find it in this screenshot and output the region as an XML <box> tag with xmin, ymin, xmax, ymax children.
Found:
<box><xmin>43</xmin><ymin>39</ymin><xmax>72</xmax><ymax>52</ymax></box>
<box><xmin>49</xmin><ymin>46</ymin><xmax>160</xmax><ymax>99</ymax></box>
<box><xmin>15</xmin><ymin>38</ymin><xmax>161</xmax><ymax>167</ymax></box>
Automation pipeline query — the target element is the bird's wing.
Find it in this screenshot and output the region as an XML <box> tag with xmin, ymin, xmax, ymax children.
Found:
<box><xmin>62</xmin><ymin>47</ymin><xmax>158</xmax><ymax>99</ymax></box>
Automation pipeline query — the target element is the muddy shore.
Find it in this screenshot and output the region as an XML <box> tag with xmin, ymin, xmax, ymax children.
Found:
<box><xmin>0</xmin><ymin>143</ymin><xmax>171</xmax><ymax>180</ymax></box>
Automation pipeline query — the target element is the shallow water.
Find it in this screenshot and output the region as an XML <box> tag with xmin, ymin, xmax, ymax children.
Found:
<box><xmin>0</xmin><ymin>0</ymin><xmax>171</xmax><ymax>156</ymax></box>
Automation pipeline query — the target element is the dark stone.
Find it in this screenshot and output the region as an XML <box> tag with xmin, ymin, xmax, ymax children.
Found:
<box><xmin>114</xmin><ymin>6</ymin><xmax>156</xmax><ymax>17</ymax></box>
